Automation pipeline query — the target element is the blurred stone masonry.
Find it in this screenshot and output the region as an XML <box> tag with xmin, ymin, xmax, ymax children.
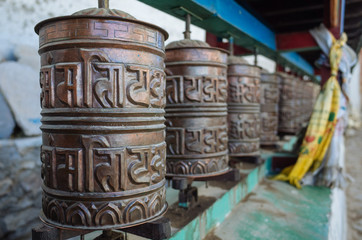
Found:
<box><xmin>0</xmin><ymin>137</ymin><xmax>42</xmax><ymax>240</ymax></box>
<box><xmin>0</xmin><ymin>41</ymin><xmax>41</xmax><ymax>137</ymax></box>
<box><xmin>0</xmin><ymin>91</ymin><xmax>15</xmax><ymax>139</ymax></box>
<box><xmin>0</xmin><ymin>39</ymin><xmax>42</xmax><ymax>240</ymax></box>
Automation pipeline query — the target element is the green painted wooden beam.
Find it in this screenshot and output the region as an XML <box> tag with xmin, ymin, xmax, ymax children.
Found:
<box><xmin>169</xmin><ymin>161</ymin><xmax>267</xmax><ymax>240</ymax></box>
<box><xmin>138</xmin><ymin>0</ymin><xmax>317</xmax><ymax>81</ymax></box>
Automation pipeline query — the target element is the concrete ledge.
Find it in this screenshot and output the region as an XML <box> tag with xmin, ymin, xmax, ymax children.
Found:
<box><xmin>205</xmin><ymin>179</ymin><xmax>331</xmax><ymax>240</ymax></box>
<box><xmin>167</xmin><ymin>162</ymin><xmax>267</xmax><ymax>240</ymax></box>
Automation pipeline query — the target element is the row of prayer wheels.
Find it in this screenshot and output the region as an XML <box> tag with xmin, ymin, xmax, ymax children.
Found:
<box><xmin>35</xmin><ymin>3</ymin><xmax>318</xmax><ymax>230</ymax></box>
<box><xmin>278</xmin><ymin>73</ymin><xmax>318</xmax><ymax>135</ymax></box>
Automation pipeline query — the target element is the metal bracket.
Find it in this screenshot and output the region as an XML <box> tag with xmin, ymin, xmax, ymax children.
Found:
<box><xmin>168</xmin><ymin>168</ymin><xmax>241</xmax><ymax>209</ymax></box>
<box><xmin>94</xmin><ymin>230</ymin><xmax>124</xmax><ymax>240</ymax></box>
<box><xmin>121</xmin><ymin>217</ymin><xmax>171</xmax><ymax>240</ymax></box>
<box><xmin>261</xmin><ymin>143</ymin><xmax>280</xmax><ymax>150</ymax></box>
<box><xmin>229</xmin><ymin>156</ymin><xmax>264</xmax><ymax>166</ymax></box>
<box><xmin>170</xmin><ymin>6</ymin><xmax>204</xmax><ymax>21</ymax></box>
<box><xmin>32</xmin><ymin>224</ymin><xmax>91</xmax><ymax>240</ymax></box>
<box><xmin>32</xmin><ymin>217</ymin><xmax>171</xmax><ymax>240</ymax></box>
<box><xmin>260</xmin><ymin>143</ymin><xmax>281</xmax><ymax>151</ymax></box>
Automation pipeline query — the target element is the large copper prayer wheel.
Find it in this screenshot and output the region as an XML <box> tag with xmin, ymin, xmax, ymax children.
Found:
<box><xmin>227</xmin><ymin>57</ymin><xmax>261</xmax><ymax>157</ymax></box>
<box><xmin>295</xmin><ymin>77</ymin><xmax>304</xmax><ymax>131</ymax></box>
<box><xmin>260</xmin><ymin>71</ymin><xmax>280</xmax><ymax>146</ymax></box>
<box><xmin>305</xmin><ymin>82</ymin><xmax>315</xmax><ymax>121</ymax></box>
<box><xmin>165</xmin><ymin>40</ymin><xmax>229</xmax><ymax>177</ymax></box>
<box><xmin>303</xmin><ymin>81</ymin><xmax>314</xmax><ymax>123</ymax></box>
<box><xmin>35</xmin><ymin>7</ymin><xmax>168</xmax><ymax>230</ymax></box>
<box><xmin>278</xmin><ymin>73</ymin><xmax>298</xmax><ymax>134</ymax></box>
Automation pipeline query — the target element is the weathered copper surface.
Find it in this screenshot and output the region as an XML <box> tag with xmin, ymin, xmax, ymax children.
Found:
<box><xmin>311</xmin><ymin>83</ymin><xmax>320</xmax><ymax>115</ymax></box>
<box><xmin>278</xmin><ymin>73</ymin><xmax>299</xmax><ymax>134</ymax></box>
<box><xmin>260</xmin><ymin>72</ymin><xmax>280</xmax><ymax>146</ymax></box>
<box><xmin>227</xmin><ymin>56</ymin><xmax>261</xmax><ymax>157</ymax></box>
<box><xmin>35</xmin><ymin>7</ymin><xmax>168</xmax><ymax>230</ymax></box>
<box><xmin>293</xmin><ymin>77</ymin><xmax>300</xmax><ymax>130</ymax></box>
<box><xmin>303</xmin><ymin>82</ymin><xmax>315</xmax><ymax>123</ymax></box>
<box><xmin>295</xmin><ymin>77</ymin><xmax>304</xmax><ymax>130</ymax></box>
<box><xmin>278</xmin><ymin>74</ymin><xmax>319</xmax><ymax>134</ymax></box>
<box><xmin>165</xmin><ymin>39</ymin><xmax>229</xmax><ymax>177</ymax></box>
<box><xmin>303</xmin><ymin>83</ymin><xmax>309</xmax><ymax>123</ymax></box>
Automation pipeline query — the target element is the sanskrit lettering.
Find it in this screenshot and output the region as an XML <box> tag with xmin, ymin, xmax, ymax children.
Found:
<box><xmin>228</xmin><ymin>76</ymin><xmax>260</xmax><ymax>103</ymax></box>
<box><xmin>229</xmin><ymin>114</ymin><xmax>260</xmax><ymax>140</ymax></box>
<box><xmin>39</xmin><ymin>49</ymin><xmax>165</xmax><ymax>109</ymax></box>
<box><xmin>41</xmin><ymin>145</ymin><xmax>83</xmax><ymax>191</ymax></box>
<box><xmin>166</xmin><ymin>75</ymin><xmax>227</xmax><ymax>104</ymax></box>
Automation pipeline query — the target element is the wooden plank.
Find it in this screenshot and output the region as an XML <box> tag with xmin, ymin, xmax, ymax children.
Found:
<box><xmin>276</xmin><ymin>31</ymin><xmax>319</xmax><ymax>52</ymax></box>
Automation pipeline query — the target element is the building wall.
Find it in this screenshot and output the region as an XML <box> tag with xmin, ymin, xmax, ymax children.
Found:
<box><xmin>348</xmin><ymin>52</ymin><xmax>361</xmax><ymax>128</ymax></box>
<box><xmin>244</xmin><ymin>55</ymin><xmax>276</xmax><ymax>73</ymax></box>
<box><xmin>0</xmin><ymin>0</ymin><xmax>206</xmax><ymax>47</ymax></box>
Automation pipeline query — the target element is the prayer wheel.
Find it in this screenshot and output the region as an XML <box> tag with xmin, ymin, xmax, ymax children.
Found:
<box><xmin>294</xmin><ymin>77</ymin><xmax>301</xmax><ymax>131</ymax></box>
<box><xmin>296</xmin><ymin>77</ymin><xmax>304</xmax><ymax>130</ymax></box>
<box><xmin>227</xmin><ymin>56</ymin><xmax>261</xmax><ymax>157</ymax></box>
<box><xmin>302</xmin><ymin>81</ymin><xmax>310</xmax><ymax>124</ymax></box>
<box><xmin>35</xmin><ymin>3</ymin><xmax>168</xmax><ymax>230</ymax></box>
<box><xmin>278</xmin><ymin>73</ymin><xmax>298</xmax><ymax>134</ymax></box>
<box><xmin>260</xmin><ymin>71</ymin><xmax>280</xmax><ymax>146</ymax></box>
<box><xmin>165</xmin><ymin>39</ymin><xmax>229</xmax><ymax>177</ymax></box>
<box><xmin>305</xmin><ymin>82</ymin><xmax>315</xmax><ymax>122</ymax></box>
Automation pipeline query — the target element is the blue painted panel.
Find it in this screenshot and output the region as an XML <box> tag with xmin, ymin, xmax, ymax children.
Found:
<box><xmin>192</xmin><ymin>0</ymin><xmax>276</xmax><ymax>50</ymax></box>
<box><xmin>191</xmin><ymin>0</ymin><xmax>315</xmax><ymax>76</ymax></box>
<box><xmin>340</xmin><ymin>0</ymin><xmax>345</xmax><ymax>33</ymax></box>
<box><xmin>281</xmin><ymin>52</ymin><xmax>315</xmax><ymax>75</ymax></box>
<box><xmin>139</xmin><ymin>0</ymin><xmax>317</xmax><ymax>78</ymax></box>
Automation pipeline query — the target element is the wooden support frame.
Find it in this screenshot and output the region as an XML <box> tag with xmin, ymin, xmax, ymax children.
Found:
<box><xmin>206</xmin><ymin>32</ymin><xmax>251</xmax><ymax>55</ymax></box>
<box><xmin>276</xmin><ymin>31</ymin><xmax>319</xmax><ymax>52</ymax></box>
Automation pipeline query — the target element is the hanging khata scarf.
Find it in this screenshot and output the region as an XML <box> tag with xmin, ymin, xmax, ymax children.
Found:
<box><xmin>273</xmin><ymin>32</ymin><xmax>347</xmax><ymax>188</ymax></box>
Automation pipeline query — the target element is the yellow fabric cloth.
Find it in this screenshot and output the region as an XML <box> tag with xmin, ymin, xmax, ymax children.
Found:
<box><xmin>273</xmin><ymin>33</ymin><xmax>347</xmax><ymax>188</ymax></box>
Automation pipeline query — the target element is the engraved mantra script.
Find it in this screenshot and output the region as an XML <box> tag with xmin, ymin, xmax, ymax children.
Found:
<box><xmin>229</xmin><ymin>77</ymin><xmax>260</xmax><ymax>103</ymax></box>
<box><xmin>229</xmin><ymin>142</ymin><xmax>259</xmax><ymax>154</ymax></box>
<box><xmin>41</xmin><ymin>137</ymin><xmax>166</xmax><ymax>193</ymax></box>
<box><xmin>264</xmin><ymin>88</ymin><xmax>278</xmax><ymax>103</ymax></box>
<box><xmin>40</xmin><ymin>49</ymin><xmax>165</xmax><ymax>109</ymax></box>
<box><xmin>166</xmin><ymin>126</ymin><xmax>228</xmax><ymax>155</ymax></box>
<box><xmin>166</xmin><ymin>75</ymin><xmax>227</xmax><ymax>103</ymax></box>
<box><xmin>262</xmin><ymin>116</ymin><xmax>278</xmax><ymax>132</ymax></box>
<box><xmin>229</xmin><ymin>114</ymin><xmax>260</xmax><ymax>139</ymax></box>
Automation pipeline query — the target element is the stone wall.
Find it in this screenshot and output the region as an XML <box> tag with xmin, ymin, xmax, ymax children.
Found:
<box><xmin>0</xmin><ymin>137</ymin><xmax>42</xmax><ymax>240</ymax></box>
